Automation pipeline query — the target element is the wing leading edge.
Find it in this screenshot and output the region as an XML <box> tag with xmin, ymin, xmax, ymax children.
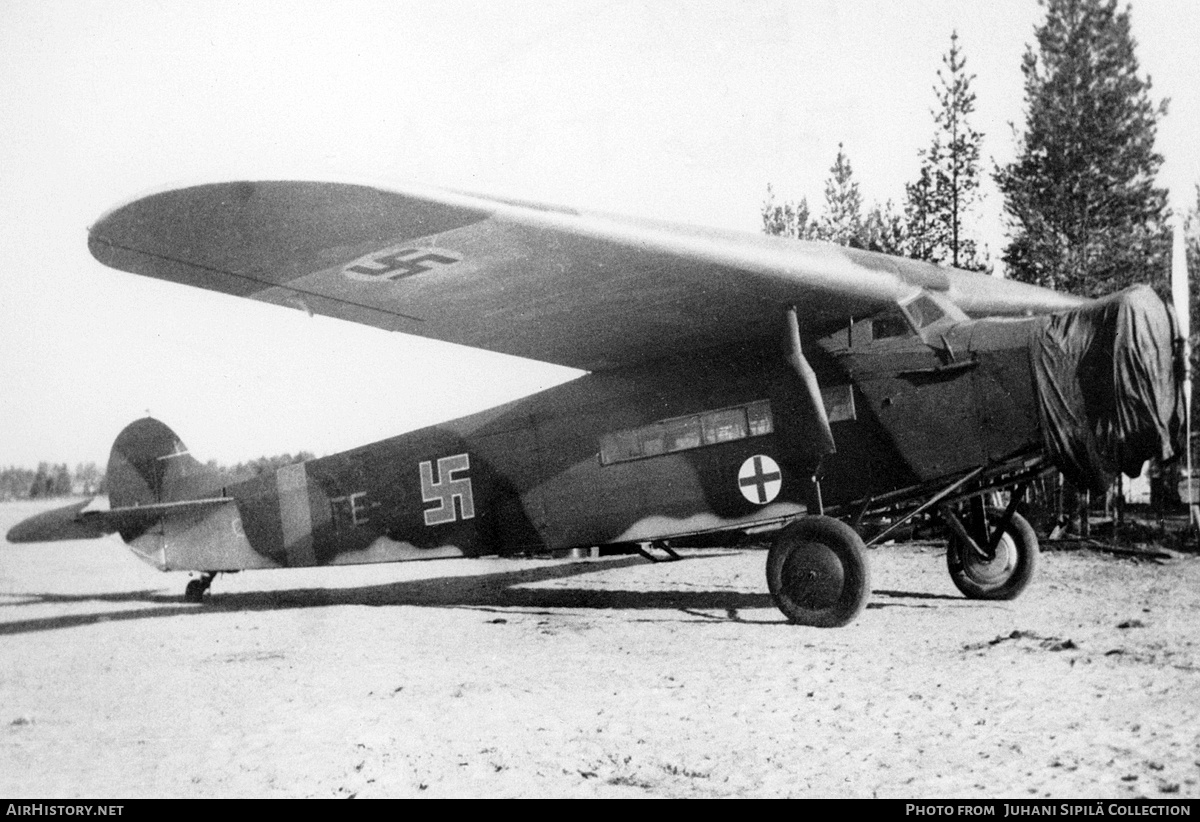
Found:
<box><xmin>88</xmin><ymin>181</ymin><xmax>1083</xmax><ymax>371</ymax></box>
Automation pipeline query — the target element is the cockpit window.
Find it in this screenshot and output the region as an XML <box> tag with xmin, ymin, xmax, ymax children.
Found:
<box><xmin>904</xmin><ymin>294</ymin><xmax>946</xmax><ymax>329</ymax></box>
<box><xmin>872</xmin><ymin>310</ymin><xmax>912</xmax><ymax>340</ymax></box>
<box><xmin>857</xmin><ymin>290</ymin><xmax>962</xmax><ymax>346</ymax></box>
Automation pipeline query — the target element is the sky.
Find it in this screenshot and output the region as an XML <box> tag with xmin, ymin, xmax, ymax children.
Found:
<box><xmin>1</xmin><ymin>0</ymin><xmax>1197</xmax><ymax>469</ymax></box>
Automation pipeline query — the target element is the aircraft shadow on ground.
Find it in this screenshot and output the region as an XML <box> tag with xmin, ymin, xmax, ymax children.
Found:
<box><xmin>872</xmin><ymin>589</ymin><xmax>963</xmax><ymax>603</ymax></box>
<box><xmin>0</xmin><ymin>553</ymin><xmax>826</xmax><ymax>635</ymax></box>
<box><xmin>0</xmin><ymin>557</ymin><xmax>963</xmax><ymax>635</ymax></box>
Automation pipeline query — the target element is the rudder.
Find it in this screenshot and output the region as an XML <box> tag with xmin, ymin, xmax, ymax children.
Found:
<box><xmin>106</xmin><ymin>418</ymin><xmax>222</xmax><ymax>507</ymax></box>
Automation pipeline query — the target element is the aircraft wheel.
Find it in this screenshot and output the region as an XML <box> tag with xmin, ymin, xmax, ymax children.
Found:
<box><xmin>184</xmin><ymin>579</ymin><xmax>206</xmax><ymax>603</ymax></box>
<box><xmin>947</xmin><ymin>508</ymin><xmax>1038</xmax><ymax>600</ymax></box>
<box><xmin>766</xmin><ymin>516</ymin><xmax>871</xmax><ymax>627</ymax></box>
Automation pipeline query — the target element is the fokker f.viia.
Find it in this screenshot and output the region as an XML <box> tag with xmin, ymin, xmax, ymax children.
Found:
<box><xmin>8</xmin><ymin>181</ymin><xmax>1186</xmax><ymax>627</ymax></box>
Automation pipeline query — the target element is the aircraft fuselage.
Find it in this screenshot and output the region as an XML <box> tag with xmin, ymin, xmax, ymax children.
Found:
<box><xmin>134</xmin><ymin>312</ymin><xmax>1046</xmax><ymax>572</ymax></box>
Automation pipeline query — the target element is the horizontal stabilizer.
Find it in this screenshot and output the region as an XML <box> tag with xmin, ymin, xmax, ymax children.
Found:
<box><xmin>6</xmin><ymin>497</ymin><xmax>232</xmax><ymax>544</ymax></box>
<box><xmin>6</xmin><ymin>499</ymin><xmax>111</xmax><ymax>543</ymax></box>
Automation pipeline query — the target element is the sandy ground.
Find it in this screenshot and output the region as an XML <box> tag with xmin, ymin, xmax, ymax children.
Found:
<box><xmin>1</xmin><ymin>499</ymin><xmax>1198</xmax><ymax>799</ymax></box>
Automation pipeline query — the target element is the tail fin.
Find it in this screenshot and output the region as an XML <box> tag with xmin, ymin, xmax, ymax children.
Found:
<box><xmin>107</xmin><ymin>418</ymin><xmax>222</xmax><ymax>507</ymax></box>
<box><xmin>7</xmin><ymin>419</ymin><xmax>226</xmax><ymax>545</ymax></box>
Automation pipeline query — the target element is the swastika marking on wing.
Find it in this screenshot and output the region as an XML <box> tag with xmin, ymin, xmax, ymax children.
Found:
<box><xmin>738</xmin><ymin>455</ymin><xmax>782</xmax><ymax>505</ymax></box>
<box><xmin>420</xmin><ymin>453</ymin><xmax>475</xmax><ymax>526</ymax></box>
<box><xmin>343</xmin><ymin>247</ymin><xmax>460</xmax><ymax>282</ymax></box>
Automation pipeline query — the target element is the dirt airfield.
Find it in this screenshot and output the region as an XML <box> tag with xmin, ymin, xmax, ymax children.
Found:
<box><xmin>1</xmin><ymin>499</ymin><xmax>1198</xmax><ymax>799</ymax></box>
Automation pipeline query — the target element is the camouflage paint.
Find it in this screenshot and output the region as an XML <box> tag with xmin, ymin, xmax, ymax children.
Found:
<box><xmin>10</xmin><ymin>299</ymin><xmax>1179</xmax><ymax>576</ymax></box>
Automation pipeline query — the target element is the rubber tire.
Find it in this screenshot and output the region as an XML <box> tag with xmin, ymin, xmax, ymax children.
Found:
<box><xmin>947</xmin><ymin>508</ymin><xmax>1038</xmax><ymax>600</ymax></box>
<box><xmin>766</xmin><ymin>516</ymin><xmax>871</xmax><ymax>627</ymax></box>
<box><xmin>184</xmin><ymin>579</ymin><xmax>206</xmax><ymax>604</ymax></box>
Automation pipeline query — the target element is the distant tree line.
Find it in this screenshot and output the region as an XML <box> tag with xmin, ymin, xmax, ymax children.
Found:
<box><xmin>1</xmin><ymin>463</ymin><xmax>106</xmax><ymax>500</ymax></box>
<box><xmin>1</xmin><ymin>452</ymin><xmax>316</xmax><ymax>501</ymax></box>
<box><xmin>203</xmin><ymin>452</ymin><xmax>316</xmax><ymax>484</ymax></box>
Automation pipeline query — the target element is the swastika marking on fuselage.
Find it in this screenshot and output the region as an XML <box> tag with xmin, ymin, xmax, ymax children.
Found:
<box><xmin>420</xmin><ymin>454</ymin><xmax>475</xmax><ymax>526</ymax></box>
<box><xmin>343</xmin><ymin>247</ymin><xmax>460</xmax><ymax>282</ymax></box>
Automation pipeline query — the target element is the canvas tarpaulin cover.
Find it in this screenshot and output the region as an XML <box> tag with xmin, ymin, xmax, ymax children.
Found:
<box><xmin>1031</xmin><ymin>285</ymin><xmax>1185</xmax><ymax>494</ymax></box>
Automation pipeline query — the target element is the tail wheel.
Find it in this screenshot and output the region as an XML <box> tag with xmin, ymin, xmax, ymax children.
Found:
<box><xmin>183</xmin><ymin>572</ymin><xmax>216</xmax><ymax>604</ymax></box>
<box><xmin>946</xmin><ymin>507</ymin><xmax>1038</xmax><ymax>600</ymax></box>
<box><xmin>184</xmin><ymin>579</ymin><xmax>206</xmax><ymax>603</ymax></box>
<box><xmin>766</xmin><ymin>516</ymin><xmax>871</xmax><ymax>627</ymax></box>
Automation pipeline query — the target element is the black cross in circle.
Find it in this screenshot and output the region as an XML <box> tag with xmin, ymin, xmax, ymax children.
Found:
<box><xmin>739</xmin><ymin>456</ymin><xmax>782</xmax><ymax>504</ymax></box>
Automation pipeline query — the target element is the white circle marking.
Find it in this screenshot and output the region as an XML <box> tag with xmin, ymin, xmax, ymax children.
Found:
<box><xmin>738</xmin><ymin>455</ymin><xmax>782</xmax><ymax>505</ymax></box>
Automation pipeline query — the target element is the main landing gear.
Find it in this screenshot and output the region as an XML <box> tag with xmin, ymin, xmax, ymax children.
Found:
<box><xmin>768</xmin><ymin>462</ymin><xmax>1048</xmax><ymax>626</ymax></box>
<box><xmin>183</xmin><ymin>572</ymin><xmax>216</xmax><ymax>604</ymax></box>
<box><xmin>766</xmin><ymin>516</ymin><xmax>871</xmax><ymax>628</ymax></box>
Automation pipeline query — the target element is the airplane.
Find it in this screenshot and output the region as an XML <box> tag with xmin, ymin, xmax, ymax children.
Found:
<box><xmin>6</xmin><ymin>180</ymin><xmax>1187</xmax><ymax>627</ymax></box>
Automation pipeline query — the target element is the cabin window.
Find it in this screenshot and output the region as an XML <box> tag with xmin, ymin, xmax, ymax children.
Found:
<box><xmin>640</xmin><ymin>423</ymin><xmax>666</xmax><ymax>456</ymax></box>
<box><xmin>703</xmin><ymin>407</ymin><xmax>747</xmax><ymax>444</ymax></box>
<box><xmin>747</xmin><ymin>400</ymin><xmax>773</xmax><ymax>436</ymax></box>
<box><xmin>605</xmin><ymin>430</ymin><xmax>642</xmax><ymax>463</ymax></box>
<box><xmin>821</xmin><ymin>384</ymin><xmax>856</xmax><ymax>422</ymax></box>
<box><xmin>664</xmin><ymin>416</ymin><xmax>702</xmax><ymax>451</ymax></box>
<box><xmin>599</xmin><ymin>401</ymin><xmax>775</xmax><ymax>465</ymax></box>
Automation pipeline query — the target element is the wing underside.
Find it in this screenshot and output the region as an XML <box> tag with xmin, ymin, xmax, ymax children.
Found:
<box><xmin>88</xmin><ymin>181</ymin><xmax>1084</xmax><ymax>371</ymax></box>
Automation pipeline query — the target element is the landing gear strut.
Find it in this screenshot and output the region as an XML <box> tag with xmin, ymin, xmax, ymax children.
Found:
<box><xmin>184</xmin><ymin>572</ymin><xmax>216</xmax><ymax>604</ymax></box>
<box><xmin>635</xmin><ymin>541</ymin><xmax>682</xmax><ymax>563</ymax></box>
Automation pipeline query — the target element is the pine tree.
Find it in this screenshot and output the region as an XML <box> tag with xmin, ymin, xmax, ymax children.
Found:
<box><xmin>904</xmin><ymin>164</ymin><xmax>940</xmax><ymax>262</ymax></box>
<box><xmin>761</xmin><ymin>184</ymin><xmax>818</xmax><ymax>240</ymax></box>
<box><xmin>905</xmin><ymin>31</ymin><xmax>985</xmax><ymax>269</ymax></box>
<box><xmin>995</xmin><ymin>0</ymin><xmax>1169</xmax><ymax>296</ymax></box>
<box><xmin>819</xmin><ymin>144</ymin><xmax>863</xmax><ymax>245</ymax></box>
<box><xmin>861</xmin><ymin>201</ymin><xmax>907</xmax><ymax>255</ymax></box>
<box><xmin>932</xmin><ymin>31</ymin><xmax>984</xmax><ymax>269</ymax></box>
<box><xmin>0</xmin><ymin>467</ymin><xmax>36</xmax><ymax>500</ymax></box>
<box><xmin>52</xmin><ymin>464</ymin><xmax>72</xmax><ymax>496</ymax></box>
<box><xmin>1185</xmin><ymin>184</ymin><xmax>1200</xmax><ymax>342</ymax></box>
<box><xmin>75</xmin><ymin>462</ymin><xmax>102</xmax><ymax>495</ymax></box>
<box><xmin>763</xmin><ymin>146</ymin><xmax>903</xmax><ymax>253</ymax></box>
<box><xmin>29</xmin><ymin>462</ymin><xmax>51</xmax><ymax>498</ymax></box>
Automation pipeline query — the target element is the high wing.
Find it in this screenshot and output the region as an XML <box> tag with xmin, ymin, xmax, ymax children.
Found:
<box><xmin>88</xmin><ymin>181</ymin><xmax>1083</xmax><ymax>371</ymax></box>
